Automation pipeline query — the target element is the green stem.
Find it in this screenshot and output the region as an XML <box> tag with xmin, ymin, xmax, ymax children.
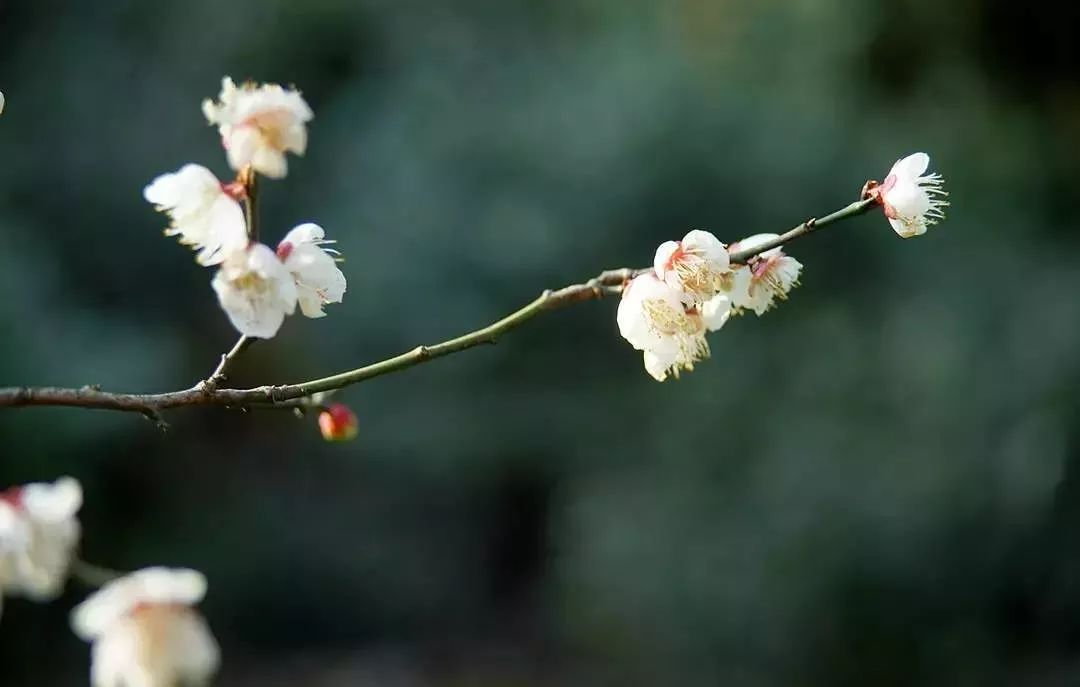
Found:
<box><xmin>69</xmin><ymin>559</ymin><xmax>125</xmax><ymax>588</ymax></box>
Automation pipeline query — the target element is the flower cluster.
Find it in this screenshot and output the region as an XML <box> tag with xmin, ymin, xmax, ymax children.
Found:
<box><xmin>144</xmin><ymin>78</ymin><xmax>345</xmax><ymax>339</ymax></box>
<box><xmin>619</xmin><ymin>152</ymin><xmax>946</xmax><ymax>381</ymax></box>
<box><xmin>619</xmin><ymin>229</ymin><xmax>801</xmax><ymax>381</ymax></box>
<box><xmin>0</xmin><ymin>476</ymin><xmax>220</xmax><ymax>687</ymax></box>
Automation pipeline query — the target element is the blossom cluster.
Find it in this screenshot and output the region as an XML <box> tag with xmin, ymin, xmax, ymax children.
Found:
<box><xmin>619</xmin><ymin>152</ymin><xmax>946</xmax><ymax>381</ymax></box>
<box><xmin>618</xmin><ymin>230</ymin><xmax>802</xmax><ymax>381</ymax></box>
<box><xmin>0</xmin><ymin>477</ymin><xmax>219</xmax><ymax>686</ymax></box>
<box><xmin>144</xmin><ymin>77</ymin><xmax>345</xmax><ymax>339</ymax></box>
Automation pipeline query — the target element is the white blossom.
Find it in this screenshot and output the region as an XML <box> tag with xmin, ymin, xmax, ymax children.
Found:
<box><xmin>71</xmin><ymin>567</ymin><xmax>220</xmax><ymax>687</ymax></box>
<box><xmin>653</xmin><ymin>229</ymin><xmax>732</xmax><ymax>305</ymax></box>
<box><xmin>202</xmin><ymin>77</ymin><xmax>313</xmax><ymax>179</ymax></box>
<box><xmin>0</xmin><ymin>91</ymin><xmax>5</xmax><ymax>115</ymax></box>
<box><xmin>877</xmin><ymin>152</ymin><xmax>949</xmax><ymax>238</ymax></box>
<box><xmin>0</xmin><ymin>477</ymin><xmax>82</xmax><ymax>614</ymax></box>
<box><xmin>618</xmin><ymin>274</ymin><xmax>730</xmax><ymax>381</ymax></box>
<box><xmin>211</xmin><ymin>243</ymin><xmax>297</xmax><ymax>338</ymax></box>
<box><xmin>143</xmin><ymin>164</ymin><xmax>248</xmax><ymax>266</ymax></box>
<box><xmin>727</xmin><ymin>234</ymin><xmax>802</xmax><ymax>316</ymax></box>
<box><xmin>276</xmin><ymin>223</ymin><xmax>346</xmax><ymax>318</ymax></box>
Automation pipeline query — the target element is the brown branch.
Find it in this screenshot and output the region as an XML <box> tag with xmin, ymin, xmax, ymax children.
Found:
<box><xmin>0</xmin><ymin>198</ymin><xmax>876</xmax><ymax>417</ymax></box>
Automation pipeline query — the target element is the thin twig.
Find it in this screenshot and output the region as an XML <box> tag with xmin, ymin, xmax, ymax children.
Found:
<box><xmin>69</xmin><ymin>559</ymin><xmax>125</xmax><ymax>588</ymax></box>
<box><xmin>0</xmin><ymin>198</ymin><xmax>877</xmax><ymax>417</ymax></box>
<box><xmin>202</xmin><ymin>336</ymin><xmax>252</xmax><ymax>390</ymax></box>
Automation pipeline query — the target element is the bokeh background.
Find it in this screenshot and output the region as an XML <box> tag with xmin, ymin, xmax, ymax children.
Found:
<box><xmin>2</xmin><ymin>0</ymin><xmax>1079</xmax><ymax>684</ymax></box>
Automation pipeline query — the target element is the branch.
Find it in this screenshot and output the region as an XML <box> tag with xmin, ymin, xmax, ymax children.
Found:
<box><xmin>69</xmin><ymin>559</ymin><xmax>124</xmax><ymax>588</ymax></box>
<box><xmin>0</xmin><ymin>199</ymin><xmax>876</xmax><ymax>417</ymax></box>
<box><xmin>202</xmin><ymin>335</ymin><xmax>252</xmax><ymax>390</ymax></box>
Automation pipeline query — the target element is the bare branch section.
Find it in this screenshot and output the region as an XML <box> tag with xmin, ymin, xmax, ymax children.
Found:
<box><xmin>0</xmin><ymin>199</ymin><xmax>874</xmax><ymax>417</ymax></box>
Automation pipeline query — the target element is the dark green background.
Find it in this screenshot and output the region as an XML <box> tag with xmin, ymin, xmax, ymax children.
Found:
<box><xmin>2</xmin><ymin>0</ymin><xmax>1079</xmax><ymax>684</ymax></box>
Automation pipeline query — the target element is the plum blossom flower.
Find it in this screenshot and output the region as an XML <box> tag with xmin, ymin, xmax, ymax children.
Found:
<box><xmin>202</xmin><ymin>77</ymin><xmax>313</xmax><ymax>179</ymax></box>
<box><xmin>873</xmin><ymin>152</ymin><xmax>949</xmax><ymax>238</ymax></box>
<box><xmin>318</xmin><ymin>403</ymin><xmax>359</xmax><ymax>441</ymax></box>
<box><xmin>71</xmin><ymin>567</ymin><xmax>220</xmax><ymax>687</ymax></box>
<box><xmin>211</xmin><ymin>243</ymin><xmax>297</xmax><ymax>338</ymax></box>
<box><xmin>143</xmin><ymin>164</ymin><xmax>248</xmax><ymax>266</ymax></box>
<box><xmin>0</xmin><ymin>477</ymin><xmax>82</xmax><ymax>615</ymax></box>
<box><xmin>0</xmin><ymin>91</ymin><xmax>5</xmax><ymax>115</ymax></box>
<box><xmin>653</xmin><ymin>229</ymin><xmax>732</xmax><ymax>305</ymax></box>
<box><xmin>276</xmin><ymin>223</ymin><xmax>346</xmax><ymax>318</ymax></box>
<box><xmin>727</xmin><ymin>234</ymin><xmax>802</xmax><ymax>316</ymax></box>
<box><xmin>618</xmin><ymin>273</ymin><xmax>730</xmax><ymax>381</ymax></box>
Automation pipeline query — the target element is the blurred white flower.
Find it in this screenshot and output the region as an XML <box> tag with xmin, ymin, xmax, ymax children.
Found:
<box><xmin>0</xmin><ymin>477</ymin><xmax>82</xmax><ymax>614</ymax></box>
<box><xmin>653</xmin><ymin>229</ymin><xmax>732</xmax><ymax>305</ymax></box>
<box><xmin>71</xmin><ymin>567</ymin><xmax>220</xmax><ymax>687</ymax></box>
<box><xmin>0</xmin><ymin>91</ymin><xmax>5</xmax><ymax>115</ymax></box>
<box><xmin>144</xmin><ymin>164</ymin><xmax>248</xmax><ymax>266</ymax></box>
<box><xmin>875</xmin><ymin>152</ymin><xmax>949</xmax><ymax>238</ymax></box>
<box><xmin>618</xmin><ymin>274</ymin><xmax>730</xmax><ymax>381</ymax></box>
<box><xmin>727</xmin><ymin>234</ymin><xmax>802</xmax><ymax>316</ymax></box>
<box><xmin>202</xmin><ymin>77</ymin><xmax>313</xmax><ymax>179</ymax></box>
<box><xmin>211</xmin><ymin>243</ymin><xmax>297</xmax><ymax>338</ymax></box>
<box><xmin>276</xmin><ymin>223</ymin><xmax>346</xmax><ymax>318</ymax></box>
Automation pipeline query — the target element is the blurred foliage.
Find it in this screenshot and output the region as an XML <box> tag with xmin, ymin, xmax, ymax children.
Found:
<box><xmin>2</xmin><ymin>0</ymin><xmax>1080</xmax><ymax>684</ymax></box>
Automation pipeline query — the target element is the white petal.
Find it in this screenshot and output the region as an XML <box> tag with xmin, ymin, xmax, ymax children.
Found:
<box><xmin>280</xmin><ymin>222</ymin><xmax>325</xmax><ymax>246</ymax></box>
<box><xmin>288</xmin><ymin>246</ymin><xmax>347</xmax><ymax>318</ymax></box>
<box><xmin>72</xmin><ymin>567</ymin><xmax>208</xmax><ymax>641</ymax></box>
<box><xmin>249</xmin><ymin>144</ymin><xmax>289</xmax><ymax>179</ymax></box>
<box><xmin>681</xmin><ymin>229</ymin><xmax>728</xmax><ymax>267</ymax></box>
<box><xmin>888</xmin><ymin>152</ymin><xmax>930</xmax><ymax>182</ymax></box>
<box><xmin>643</xmin><ymin>349</ymin><xmax>675</xmax><ymax>382</ymax></box>
<box><xmin>653</xmin><ymin>241</ymin><xmax>680</xmax><ymax>279</ymax></box>
<box><xmin>701</xmin><ymin>294</ymin><xmax>731</xmax><ymax>332</ymax></box>
<box><xmin>20</xmin><ymin>477</ymin><xmax>82</xmax><ymax>522</ymax></box>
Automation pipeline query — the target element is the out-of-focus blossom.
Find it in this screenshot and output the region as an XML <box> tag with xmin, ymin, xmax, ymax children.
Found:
<box><xmin>872</xmin><ymin>152</ymin><xmax>949</xmax><ymax>238</ymax></box>
<box><xmin>618</xmin><ymin>274</ymin><xmax>730</xmax><ymax>381</ymax></box>
<box><xmin>0</xmin><ymin>91</ymin><xmax>5</xmax><ymax>115</ymax></box>
<box><xmin>276</xmin><ymin>223</ymin><xmax>346</xmax><ymax>318</ymax></box>
<box><xmin>144</xmin><ymin>164</ymin><xmax>248</xmax><ymax>266</ymax></box>
<box><xmin>0</xmin><ymin>477</ymin><xmax>82</xmax><ymax>615</ymax></box>
<box><xmin>318</xmin><ymin>403</ymin><xmax>359</xmax><ymax>441</ymax></box>
<box><xmin>727</xmin><ymin>234</ymin><xmax>802</xmax><ymax>316</ymax></box>
<box><xmin>202</xmin><ymin>77</ymin><xmax>313</xmax><ymax>179</ymax></box>
<box><xmin>653</xmin><ymin>229</ymin><xmax>732</xmax><ymax>305</ymax></box>
<box><xmin>211</xmin><ymin>243</ymin><xmax>297</xmax><ymax>338</ymax></box>
<box><xmin>71</xmin><ymin>567</ymin><xmax>220</xmax><ymax>687</ymax></box>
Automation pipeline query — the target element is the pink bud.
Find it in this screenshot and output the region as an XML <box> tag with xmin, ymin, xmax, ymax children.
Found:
<box><xmin>318</xmin><ymin>404</ymin><xmax>358</xmax><ymax>442</ymax></box>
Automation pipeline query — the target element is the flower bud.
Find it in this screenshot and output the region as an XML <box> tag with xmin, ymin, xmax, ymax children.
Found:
<box><xmin>318</xmin><ymin>403</ymin><xmax>358</xmax><ymax>442</ymax></box>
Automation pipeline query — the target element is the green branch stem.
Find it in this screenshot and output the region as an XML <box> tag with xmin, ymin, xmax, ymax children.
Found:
<box><xmin>69</xmin><ymin>559</ymin><xmax>125</xmax><ymax>588</ymax></box>
<box><xmin>0</xmin><ymin>198</ymin><xmax>876</xmax><ymax>417</ymax></box>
